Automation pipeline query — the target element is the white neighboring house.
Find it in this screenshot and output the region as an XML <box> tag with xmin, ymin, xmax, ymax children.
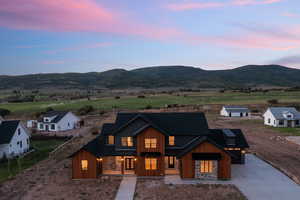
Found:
<box><xmin>37</xmin><ymin>111</ymin><xmax>80</xmax><ymax>132</ymax></box>
<box><xmin>263</xmin><ymin>107</ymin><xmax>300</xmax><ymax>128</ymax></box>
<box><xmin>0</xmin><ymin>119</ymin><xmax>30</xmax><ymax>159</ymax></box>
<box><xmin>220</xmin><ymin>106</ymin><xmax>250</xmax><ymax>117</ymax></box>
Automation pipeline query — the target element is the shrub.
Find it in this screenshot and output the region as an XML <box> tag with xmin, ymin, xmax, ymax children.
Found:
<box><xmin>45</xmin><ymin>107</ymin><xmax>54</xmax><ymax>112</ymax></box>
<box><xmin>91</xmin><ymin>127</ymin><xmax>99</xmax><ymax>135</ymax></box>
<box><xmin>78</xmin><ymin>105</ymin><xmax>95</xmax><ymax>115</ymax></box>
<box><xmin>267</xmin><ymin>99</ymin><xmax>278</xmax><ymax>104</ymax></box>
<box><xmin>0</xmin><ymin>108</ymin><xmax>11</xmax><ymax>117</ymax></box>
<box><xmin>115</xmin><ymin>96</ymin><xmax>120</xmax><ymax>99</ymax></box>
<box><xmin>137</xmin><ymin>95</ymin><xmax>146</xmax><ymax>99</ymax></box>
<box><xmin>145</xmin><ymin>105</ymin><xmax>152</xmax><ymax>109</ymax></box>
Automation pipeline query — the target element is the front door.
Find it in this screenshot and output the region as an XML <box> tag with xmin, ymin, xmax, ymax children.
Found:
<box><xmin>168</xmin><ymin>156</ymin><xmax>175</xmax><ymax>168</ymax></box>
<box><xmin>45</xmin><ymin>125</ymin><xmax>49</xmax><ymax>131</ymax></box>
<box><xmin>288</xmin><ymin>120</ymin><xmax>293</xmax><ymax>127</ymax></box>
<box><xmin>125</xmin><ymin>158</ymin><xmax>134</xmax><ymax>170</ymax></box>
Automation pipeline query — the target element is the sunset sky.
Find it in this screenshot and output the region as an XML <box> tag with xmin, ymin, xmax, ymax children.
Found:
<box><xmin>0</xmin><ymin>0</ymin><xmax>300</xmax><ymax>75</ymax></box>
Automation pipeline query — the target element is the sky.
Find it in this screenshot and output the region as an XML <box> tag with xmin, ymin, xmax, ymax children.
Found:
<box><xmin>0</xmin><ymin>0</ymin><xmax>300</xmax><ymax>75</ymax></box>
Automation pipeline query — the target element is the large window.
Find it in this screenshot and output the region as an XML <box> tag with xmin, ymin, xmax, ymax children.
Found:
<box><xmin>145</xmin><ymin>138</ymin><xmax>157</xmax><ymax>148</ymax></box>
<box><xmin>51</xmin><ymin>124</ymin><xmax>55</xmax><ymax>130</ymax></box>
<box><xmin>121</xmin><ymin>137</ymin><xmax>133</xmax><ymax>147</ymax></box>
<box><xmin>81</xmin><ymin>160</ymin><xmax>88</xmax><ymax>171</ymax></box>
<box><xmin>145</xmin><ymin>158</ymin><xmax>157</xmax><ymax>170</ymax></box>
<box><xmin>279</xmin><ymin>120</ymin><xmax>284</xmax><ymax>125</ymax></box>
<box><xmin>200</xmin><ymin>160</ymin><xmax>213</xmax><ymax>173</ymax></box>
<box><xmin>169</xmin><ymin>136</ymin><xmax>175</xmax><ymax>146</ymax></box>
<box><xmin>296</xmin><ymin>120</ymin><xmax>300</xmax><ymax>125</ymax></box>
<box><xmin>108</xmin><ymin>135</ymin><xmax>114</xmax><ymax>145</ymax></box>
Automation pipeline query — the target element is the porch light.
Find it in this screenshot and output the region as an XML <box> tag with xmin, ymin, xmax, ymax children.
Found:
<box><xmin>97</xmin><ymin>158</ymin><xmax>103</xmax><ymax>162</ymax></box>
<box><xmin>121</xmin><ymin>158</ymin><xmax>124</xmax><ymax>161</ymax></box>
<box><xmin>241</xmin><ymin>150</ymin><xmax>246</xmax><ymax>154</ymax></box>
<box><xmin>134</xmin><ymin>158</ymin><xmax>137</xmax><ymax>161</ymax></box>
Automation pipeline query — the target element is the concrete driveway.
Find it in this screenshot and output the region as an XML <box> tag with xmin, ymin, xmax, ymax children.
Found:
<box><xmin>230</xmin><ymin>154</ymin><xmax>300</xmax><ymax>200</ymax></box>
<box><xmin>165</xmin><ymin>154</ymin><xmax>300</xmax><ymax>200</ymax></box>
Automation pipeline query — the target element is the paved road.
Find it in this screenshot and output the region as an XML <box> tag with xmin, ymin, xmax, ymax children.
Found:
<box><xmin>115</xmin><ymin>176</ymin><xmax>137</xmax><ymax>200</ymax></box>
<box><xmin>166</xmin><ymin>154</ymin><xmax>300</xmax><ymax>200</ymax></box>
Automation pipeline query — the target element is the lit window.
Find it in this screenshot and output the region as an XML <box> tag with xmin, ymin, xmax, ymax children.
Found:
<box><xmin>200</xmin><ymin>160</ymin><xmax>213</xmax><ymax>173</ymax></box>
<box><xmin>144</xmin><ymin>138</ymin><xmax>157</xmax><ymax>148</ymax></box>
<box><xmin>121</xmin><ymin>137</ymin><xmax>133</xmax><ymax>147</ymax></box>
<box><xmin>108</xmin><ymin>135</ymin><xmax>114</xmax><ymax>145</ymax></box>
<box><xmin>81</xmin><ymin>160</ymin><xmax>88</xmax><ymax>171</ymax></box>
<box><xmin>145</xmin><ymin>158</ymin><xmax>157</xmax><ymax>170</ymax></box>
<box><xmin>169</xmin><ymin>136</ymin><xmax>175</xmax><ymax>146</ymax></box>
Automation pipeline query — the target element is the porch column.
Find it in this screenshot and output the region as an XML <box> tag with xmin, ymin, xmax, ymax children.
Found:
<box><xmin>121</xmin><ymin>156</ymin><xmax>124</xmax><ymax>174</ymax></box>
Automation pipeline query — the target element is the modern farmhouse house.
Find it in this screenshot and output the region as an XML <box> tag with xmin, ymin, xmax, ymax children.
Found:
<box><xmin>263</xmin><ymin>107</ymin><xmax>300</xmax><ymax>127</ymax></box>
<box><xmin>0</xmin><ymin>119</ymin><xmax>30</xmax><ymax>159</ymax></box>
<box><xmin>72</xmin><ymin>112</ymin><xmax>249</xmax><ymax>180</ymax></box>
<box><xmin>220</xmin><ymin>106</ymin><xmax>250</xmax><ymax>117</ymax></box>
<box><xmin>37</xmin><ymin>111</ymin><xmax>80</xmax><ymax>132</ymax></box>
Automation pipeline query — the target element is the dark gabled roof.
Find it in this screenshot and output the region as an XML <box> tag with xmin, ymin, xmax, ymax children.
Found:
<box><xmin>112</xmin><ymin>112</ymin><xmax>210</xmax><ymax>136</ymax></box>
<box><xmin>267</xmin><ymin>107</ymin><xmax>300</xmax><ymax>120</ymax></box>
<box><xmin>101</xmin><ymin>123</ymin><xmax>115</xmax><ymax>136</ymax></box>
<box><xmin>209</xmin><ymin>129</ymin><xmax>249</xmax><ymax>148</ymax></box>
<box><xmin>38</xmin><ymin>111</ymin><xmax>69</xmax><ymax>123</ymax></box>
<box><xmin>0</xmin><ymin>120</ymin><xmax>20</xmax><ymax>144</ymax></box>
<box><xmin>223</xmin><ymin>106</ymin><xmax>250</xmax><ymax>113</ymax></box>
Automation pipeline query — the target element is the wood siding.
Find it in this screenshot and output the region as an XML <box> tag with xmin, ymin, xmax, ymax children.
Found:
<box><xmin>136</xmin><ymin>127</ymin><xmax>165</xmax><ymax>176</ymax></box>
<box><xmin>180</xmin><ymin>142</ymin><xmax>231</xmax><ymax>179</ymax></box>
<box><xmin>72</xmin><ymin>150</ymin><xmax>98</xmax><ymax>179</ymax></box>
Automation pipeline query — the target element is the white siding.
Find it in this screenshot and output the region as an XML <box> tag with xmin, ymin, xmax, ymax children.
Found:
<box><xmin>56</xmin><ymin>112</ymin><xmax>80</xmax><ymax>131</ymax></box>
<box><xmin>0</xmin><ymin>123</ymin><xmax>30</xmax><ymax>159</ymax></box>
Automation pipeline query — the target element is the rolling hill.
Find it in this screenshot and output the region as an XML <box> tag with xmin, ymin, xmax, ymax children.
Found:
<box><xmin>0</xmin><ymin>65</ymin><xmax>300</xmax><ymax>90</ymax></box>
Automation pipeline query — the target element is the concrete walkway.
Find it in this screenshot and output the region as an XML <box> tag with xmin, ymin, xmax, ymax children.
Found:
<box><xmin>115</xmin><ymin>176</ymin><xmax>137</xmax><ymax>200</ymax></box>
<box><xmin>165</xmin><ymin>154</ymin><xmax>300</xmax><ymax>200</ymax></box>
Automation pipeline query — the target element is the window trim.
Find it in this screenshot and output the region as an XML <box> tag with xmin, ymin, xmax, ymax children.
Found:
<box><xmin>121</xmin><ymin>137</ymin><xmax>133</xmax><ymax>147</ymax></box>
<box><xmin>144</xmin><ymin>138</ymin><xmax>157</xmax><ymax>148</ymax></box>
<box><xmin>81</xmin><ymin>160</ymin><xmax>88</xmax><ymax>171</ymax></box>
<box><xmin>108</xmin><ymin>135</ymin><xmax>115</xmax><ymax>145</ymax></box>
<box><xmin>169</xmin><ymin>136</ymin><xmax>175</xmax><ymax>146</ymax></box>
<box><xmin>200</xmin><ymin>160</ymin><xmax>213</xmax><ymax>173</ymax></box>
<box><xmin>145</xmin><ymin>158</ymin><xmax>157</xmax><ymax>170</ymax></box>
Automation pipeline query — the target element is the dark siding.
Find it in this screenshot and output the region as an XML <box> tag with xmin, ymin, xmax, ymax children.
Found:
<box><xmin>72</xmin><ymin>150</ymin><xmax>98</xmax><ymax>179</ymax></box>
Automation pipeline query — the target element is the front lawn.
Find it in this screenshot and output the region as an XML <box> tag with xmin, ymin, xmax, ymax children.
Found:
<box><xmin>0</xmin><ymin>139</ymin><xmax>65</xmax><ymax>182</ymax></box>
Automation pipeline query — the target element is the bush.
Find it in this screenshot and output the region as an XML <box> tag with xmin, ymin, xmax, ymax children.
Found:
<box><xmin>115</xmin><ymin>96</ymin><xmax>120</xmax><ymax>99</ymax></box>
<box><xmin>0</xmin><ymin>108</ymin><xmax>11</xmax><ymax>117</ymax></box>
<box><xmin>78</xmin><ymin>105</ymin><xmax>95</xmax><ymax>115</ymax></box>
<box><xmin>144</xmin><ymin>105</ymin><xmax>152</xmax><ymax>109</ymax></box>
<box><xmin>267</xmin><ymin>99</ymin><xmax>278</xmax><ymax>104</ymax></box>
<box><xmin>137</xmin><ymin>95</ymin><xmax>146</xmax><ymax>99</ymax></box>
<box><xmin>45</xmin><ymin>107</ymin><xmax>54</xmax><ymax>112</ymax></box>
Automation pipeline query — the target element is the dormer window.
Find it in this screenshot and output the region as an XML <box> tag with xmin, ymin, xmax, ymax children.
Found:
<box><xmin>145</xmin><ymin>138</ymin><xmax>157</xmax><ymax>148</ymax></box>
<box><xmin>223</xmin><ymin>129</ymin><xmax>236</xmax><ymax>146</ymax></box>
<box><xmin>226</xmin><ymin>138</ymin><xmax>235</xmax><ymax>146</ymax></box>
<box><xmin>121</xmin><ymin>137</ymin><xmax>133</xmax><ymax>147</ymax></box>
<box><xmin>108</xmin><ymin>135</ymin><xmax>114</xmax><ymax>145</ymax></box>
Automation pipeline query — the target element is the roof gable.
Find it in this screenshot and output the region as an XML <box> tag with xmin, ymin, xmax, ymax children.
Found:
<box><xmin>0</xmin><ymin>120</ymin><xmax>20</xmax><ymax>144</ymax></box>
<box><xmin>38</xmin><ymin>111</ymin><xmax>69</xmax><ymax>123</ymax></box>
<box><xmin>268</xmin><ymin>107</ymin><xmax>300</xmax><ymax>120</ymax></box>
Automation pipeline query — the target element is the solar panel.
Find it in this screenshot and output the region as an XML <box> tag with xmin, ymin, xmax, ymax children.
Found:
<box><xmin>223</xmin><ymin>129</ymin><xmax>236</xmax><ymax>137</ymax></box>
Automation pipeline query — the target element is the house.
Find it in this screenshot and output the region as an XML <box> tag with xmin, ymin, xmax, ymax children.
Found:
<box><xmin>27</xmin><ymin>120</ymin><xmax>38</xmax><ymax>128</ymax></box>
<box><xmin>37</xmin><ymin>111</ymin><xmax>80</xmax><ymax>132</ymax></box>
<box><xmin>220</xmin><ymin>106</ymin><xmax>250</xmax><ymax>117</ymax></box>
<box><xmin>71</xmin><ymin>112</ymin><xmax>249</xmax><ymax>180</ymax></box>
<box><xmin>263</xmin><ymin>107</ymin><xmax>300</xmax><ymax>127</ymax></box>
<box><xmin>0</xmin><ymin>119</ymin><xmax>30</xmax><ymax>159</ymax></box>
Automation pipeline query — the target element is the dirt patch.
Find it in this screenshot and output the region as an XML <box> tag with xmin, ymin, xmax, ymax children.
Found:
<box><xmin>209</xmin><ymin>117</ymin><xmax>300</xmax><ymax>184</ymax></box>
<box><xmin>134</xmin><ymin>178</ymin><xmax>247</xmax><ymax>200</ymax></box>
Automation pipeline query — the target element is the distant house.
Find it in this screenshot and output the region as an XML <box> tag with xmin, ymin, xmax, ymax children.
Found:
<box><xmin>0</xmin><ymin>119</ymin><xmax>30</xmax><ymax>159</ymax></box>
<box><xmin>27</xmin><ymin>120</ymin><xmax>38</xmax><ymax>129</ymax></box>
<box><xmin>220</xmin><ymin>106</ymin><xmax>250</xmax><ymax>117</ymax></box>
<box><xmin>37</xmin><ymin>111</ymin><xmax>80</xmax><ymax>132</ymax></box>
<box><xmin>263</xmin><ymin>107</ymin><xmax>300</xmax><ymax>127</ymax></box>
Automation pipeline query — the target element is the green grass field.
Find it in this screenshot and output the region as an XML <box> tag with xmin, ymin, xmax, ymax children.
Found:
<box><xmin>0</xmin><ymin>139</ymin><xmax>65</xmax><ymax>182</ymax></box>
<box><xmin>1</xmin><ymin>91</ymin><xmax>300</xmax><ymax>114</ymax></box>
<box><xmin>271</xmin><ymin>127</ymin><xmax>300</xmax><ymax>136</ymax></box>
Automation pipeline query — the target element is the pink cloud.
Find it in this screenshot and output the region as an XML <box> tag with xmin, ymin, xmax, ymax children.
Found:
<box><xmin>166</xmin><ymin>0</ymin><xmax>283</xmax><ymax>11</ymax></box>
<box><xmin>0</xmin><ymin>0</ymin><xmax>181</xmax><ymax>39</ymax></box>
<box><xmin>282</xmin><ymin>12</ymin><xmax>300</xmax><ymax>18</ymax></box>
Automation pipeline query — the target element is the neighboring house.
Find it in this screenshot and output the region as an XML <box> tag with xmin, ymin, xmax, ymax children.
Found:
<box><xmin>0</xmin><ymin>120</ymin><xmax>30</xmax><ymax>159</ymax></box>
<box><xmin>220</xmin><ymin>106</ymin><xmax>250</xmax><ymax>117</ymax></box>
<box><xmin>37</xmin><ymin>111</ymin><xmax>80</xmax><ymax>132</ymax></box>
<box><xmin>71</xmin><ymin>112</ymin><xmax>249</xmax><ymax>180</ymax></box>
<box><xmin>27</xmin><ymin>120</ymin><xmax>38</xmax><ymax>128</ymax></box>
<box><xmin>263</xmin><ymin>107</ymin><xmax>300</xmax><ymax>128</ymax></box>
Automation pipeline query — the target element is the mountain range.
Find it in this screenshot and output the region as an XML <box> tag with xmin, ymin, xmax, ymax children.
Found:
<box><xmin>1</xmin><ymin>65</ymin><xmax>300</xmax><ymax>90</ymax></box>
